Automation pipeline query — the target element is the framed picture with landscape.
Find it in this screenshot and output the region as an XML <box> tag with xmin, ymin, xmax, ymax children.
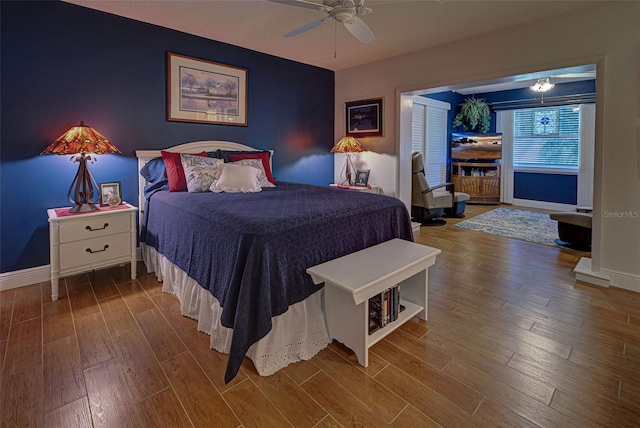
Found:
<box><xmin>167</xmin><ymin>52</ymin><xmax>248</xmax><ymax>126</ymax></box>
<box><xmin>346</xmin><ymin>97</ymin><xmax>383</xmax><ymax>137</ymax></box>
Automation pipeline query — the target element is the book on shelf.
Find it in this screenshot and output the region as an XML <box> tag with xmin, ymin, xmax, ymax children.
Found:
<box><xmin>367</xmin><ymin>285</ymin><xmax>405</xmax><ymax>335</ymax></box>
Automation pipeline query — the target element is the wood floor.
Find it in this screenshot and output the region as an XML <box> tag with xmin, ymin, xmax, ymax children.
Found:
<box><xmin>1</xmin><ymin>205</ymin><xmax>639</xmax><ymax>427</ymax></box>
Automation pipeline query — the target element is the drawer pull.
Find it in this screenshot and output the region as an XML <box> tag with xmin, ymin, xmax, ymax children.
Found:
<box><xmin>86</xmin><ymin>245</ymin><xmax>109</xmax><ymax>254</ymax></box>
<box><xmin>86</xmin><ymin>223</ymin><xmax>109</xmax><ymax>232</ymax></box>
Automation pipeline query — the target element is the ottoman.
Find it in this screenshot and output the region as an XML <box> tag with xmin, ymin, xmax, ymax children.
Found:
<box><xmin>549</xmin><ymin>211</ymin><xmax>592</xmax><ymax>251</ymax></box>
<box><xmin>444</xmin><ymin>192</ymin><xmax>471</xmax><ymax>218</ymax></box>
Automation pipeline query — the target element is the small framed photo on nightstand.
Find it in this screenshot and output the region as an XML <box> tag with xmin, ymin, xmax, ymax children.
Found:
<box><xmin>354</xmin><ymin>170</ymin><xmax>370</xmax><ymax>187</ymax></box>
<box><xmin>99</xmin><ymin>181</ymin><xmax>122</xmax><ymax>206</ymax></box>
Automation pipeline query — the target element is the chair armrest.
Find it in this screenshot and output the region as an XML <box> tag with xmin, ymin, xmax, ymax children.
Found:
<box><xmin>422</xmin><ymin>182</ymin><xmax>455</xmax><ymax>194</ymax></box>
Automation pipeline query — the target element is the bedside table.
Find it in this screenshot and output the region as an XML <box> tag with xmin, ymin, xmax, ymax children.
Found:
<box><xmin>330</xmin><ymin>183</ymin><xmax>382</xmax><ymax>194</ymax></box>
<box><xmin>47</xmin><ymin>203</ymin><xmax>138</xmax><ymax>301</ymax></box>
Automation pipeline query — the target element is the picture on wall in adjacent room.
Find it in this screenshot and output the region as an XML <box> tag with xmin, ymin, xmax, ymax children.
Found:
<box><xmin>346</xmin><ymin>97</ymin><xmax>383</xmax><ymax>137</ymax></box>
<box><xmin>167</xmin><ymin>52</ymin><xmax>248</xmax><ymax>126</ymax></box>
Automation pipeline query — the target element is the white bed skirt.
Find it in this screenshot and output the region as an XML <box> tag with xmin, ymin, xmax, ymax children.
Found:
<box><xmin>141</xmin><ymin>243</ymin><xmax>330</xmax><ymax>376</ymax></box>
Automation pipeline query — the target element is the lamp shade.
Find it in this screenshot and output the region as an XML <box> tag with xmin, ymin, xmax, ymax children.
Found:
<box><xmin>330</xmin><ymin>136</ymin><xmax>364</xmax><ymax>153</ymax></box>
<box><xmin>41</xmin><ymin>121</ymin><xmax>121</xmax><ymax>155</ymax></box>
<box><xmin>41</xmin><ymin>121</ymin><xmax>121</xmax><ymax>213</ymax></box>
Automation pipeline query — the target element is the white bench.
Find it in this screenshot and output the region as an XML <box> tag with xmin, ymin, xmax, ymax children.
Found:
<box><xmin>306</xmin><ymin>238</ymin><xmax>441</xmax><ymax>367</ymax></box>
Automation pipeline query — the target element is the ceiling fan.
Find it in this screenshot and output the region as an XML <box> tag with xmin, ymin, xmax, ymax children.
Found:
<box><xmin>268</xmin><ymin>0</ymin><xmax>376</xmax><ymax>44</ymax></box>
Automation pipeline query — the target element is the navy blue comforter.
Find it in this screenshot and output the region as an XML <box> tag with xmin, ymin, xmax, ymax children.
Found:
<box><xmin>143</xmin><ymin>182</ymin><xmax>413</xmax><ymax>382</ymax></box>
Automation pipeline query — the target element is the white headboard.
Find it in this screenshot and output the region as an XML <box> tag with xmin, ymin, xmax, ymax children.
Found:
<box><xmin>135</xmin><ymin>140</ymin><xmax>273</xmax><ymax>218</ymax></box>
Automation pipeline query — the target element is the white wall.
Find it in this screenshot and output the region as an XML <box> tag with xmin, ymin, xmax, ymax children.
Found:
<box><xmin>335</xmin><ymin>1</ymin><xmax>640</xmax><ymax>289</ymax></box>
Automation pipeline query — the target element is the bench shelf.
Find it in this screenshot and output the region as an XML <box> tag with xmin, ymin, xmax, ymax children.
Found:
<box><xmin>307</xmin><ymin>238</ymin><xmax>441</xmax><ymax>367</ymax></box>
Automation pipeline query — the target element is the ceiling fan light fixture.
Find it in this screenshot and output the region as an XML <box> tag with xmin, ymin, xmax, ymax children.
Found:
<box><xmin>530</xmin><ymin>77</ymin><xmax>555</xmax><ymax>93</ymax></box>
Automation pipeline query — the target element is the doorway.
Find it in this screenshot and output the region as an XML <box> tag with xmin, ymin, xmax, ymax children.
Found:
<box><xmin>397</xmin><ymin>64</ymin><xmax>596</xmax><ymax>213</ymax></box>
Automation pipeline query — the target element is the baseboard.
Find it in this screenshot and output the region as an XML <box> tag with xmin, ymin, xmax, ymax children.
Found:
<box><xmin>0</xmin><ymin>265</ymin><xmax>51</xmax><ymax>291</ymax></box>
<box><xmin>512</xmin><ymin>199</ymin><xmax>576</xmax><ymax>212</ymax></box>
<box><xmin>603</xmin><ymin>267</ymin><xmax>640</xmax><ymax>293</ymax></box>
<box><xmin>574</xmin><ymin>257</ymin><xmax>610</xmax><ymax>287</ymax></box>
<box><xmin>0</xmin><ymin>247</ymin><xmax>143</xmax><ymax>291</ymax></box>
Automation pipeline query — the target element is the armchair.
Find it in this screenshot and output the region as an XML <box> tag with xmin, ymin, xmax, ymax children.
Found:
<box><xmin>411</xmin><ymin>152</ymin><xmax>454</xmax><ymax>226</ymax></box>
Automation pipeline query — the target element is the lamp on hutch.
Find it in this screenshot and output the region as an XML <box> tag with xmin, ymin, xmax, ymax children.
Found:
<box><xmin>41</xmin><ymin>121</ymin><xmax>121</xmax><ymax>213</ymax></box>
<box><xmin>331</xmin><ymin>136</ymin><xmax>363</xmax><ymax>185</ymax></box>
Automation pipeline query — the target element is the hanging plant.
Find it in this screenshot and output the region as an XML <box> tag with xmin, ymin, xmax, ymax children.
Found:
<box><xmin>452</xmin><ymin>97</ymin><xmax>491</xmax><ymax>133</ymax></box>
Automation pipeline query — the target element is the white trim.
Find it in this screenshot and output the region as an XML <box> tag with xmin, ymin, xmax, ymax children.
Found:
<box><xmin>496</xmin><ymin>110</ymin><xmax>514</xmax><ymax>204</ymax></box>
<box><xmin>0</xmin><ymin>248</ymin><xmax>143</xmax><ymax>291</ymax></box>
<box><xmin>574</xmin><ymin>257</ymin><xmax>610</xmax><ymax>287</ymax></box>
<box><xmin>603</xmin><ymin>267</ymin><xmax>640</xmax><ymax>293</ymax></box>
<box><xmin>578</xmin><ymin>103</ymin><xmax>595</xmax><ymax>207</ymax></box>
<box><xmin>413</xmin><ymin>96</ymin><xmax>451</xmax><ymax>110</ymax></box>
<box><xmin>0</xmin><ymin>265</ymin><xmax>50</xmax><ymax>291</ymax></box>
<box><xmin>398</xmin><ymin>91</ymin><xmax>414</xmax><ymax>211</ymax></box>
<box><xmin>512</xmin><ymin>198</ymin><xmax>576</xmax><ymax>212</ymax></box>
<box><xmin>513</xmin><ymin>167</ymin><xmax>578</xmax><ymax>175</ymax></box>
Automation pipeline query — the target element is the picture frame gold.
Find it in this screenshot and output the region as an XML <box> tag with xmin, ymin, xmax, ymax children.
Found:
<box><xmin>167</xmin><ymin>52</ymin><xmax>248</xmax><ymax>126</ymax></box>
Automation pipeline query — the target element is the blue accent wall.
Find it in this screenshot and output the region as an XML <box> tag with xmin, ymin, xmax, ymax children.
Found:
<box><xmin>514</xmin><ymin>173</ymin><xmax>578</xmax><ymax>205</ymax></box>
<box><xmin>0</xmin><ymin>1</ymin><xmax>335</xmax><ymax>273</ymax></box>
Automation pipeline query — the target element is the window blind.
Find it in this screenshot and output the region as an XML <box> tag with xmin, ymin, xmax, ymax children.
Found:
<box><xmin>425</xmin><ymin>106</ymin><xmax>447</xmax><ymax>185</ymax></box>
<box><xmin>513</xmin><ymin>105</ymin><xmax>580</xmax><ymax>169</ymax></box>
<box><xmin>411</xmin><ymin>104</ymin><xmax>425</xmax><ymax>156</ymax></box>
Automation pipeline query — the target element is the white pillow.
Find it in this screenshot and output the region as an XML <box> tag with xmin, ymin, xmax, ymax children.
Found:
<box><xmin>210</xmin><ymin>163</ymin><xmax>262</xmax><ymax>193</ymax></box>
<box><xmin>181</xmin><ymin>154</ymin><xmax>224</xmax><ymax>192</ymax></box>
<box><xmin>230</xmin><ymin>159</ymin><xmax>276</xmax><ymax>188</ymax></box>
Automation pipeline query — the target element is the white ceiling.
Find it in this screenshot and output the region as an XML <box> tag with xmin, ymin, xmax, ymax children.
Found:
<box><xmin>64</xmin><ymin>0</ymin><xmax>606</xmax><ymax>74</ymax></box>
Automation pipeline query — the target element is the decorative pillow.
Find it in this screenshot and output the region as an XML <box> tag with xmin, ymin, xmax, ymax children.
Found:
<box><xmin>210</xmin><ymin>163</ymin><xmax>262</xmax><ymax>193</ymax></box>
<box><xmin>180</xmin><ymin>154</ymin><xmax>224</xmax><ymax>193</ymax></box>
<box><xmin>140</xmin><ymin>157</ymin><xmax>166</xmax><ymax>184</ymax></box>
<box><xmin>161</xmin><ymin>150</ymin><xmax>207</xmax><ymax>192</ymax></box>
<box><xmin>230</xmin><ymin>159</ymin><xmax>275</xmax><ymax>188</ymax></box>
<box><xmin>224</xmin><ymin>150</ymin><xmax>277</xmax><ymax>184</ymax></box>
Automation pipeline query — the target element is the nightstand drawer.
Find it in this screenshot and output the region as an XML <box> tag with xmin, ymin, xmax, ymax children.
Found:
<box><xmin>59</xmin><ymin>213</ymin><xmax>130</xmax><ymax>243</ymax></box>
<box><xmin>59</xmin><ymin>232</ymin><xmax>131</xmax><ymax>271</ymax></box>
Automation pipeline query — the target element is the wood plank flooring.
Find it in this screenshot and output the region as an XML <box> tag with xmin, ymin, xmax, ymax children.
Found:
<box><xmin>1</xmin><ymin>205</ymin><xmax>639</xmax><ymax>427</ymax></box>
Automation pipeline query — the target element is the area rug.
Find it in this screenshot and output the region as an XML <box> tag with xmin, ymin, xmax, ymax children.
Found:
<box><xmin>454</xmin><ymin>208</ymin><xmax>558</xmax><ymax>246</ymax></box>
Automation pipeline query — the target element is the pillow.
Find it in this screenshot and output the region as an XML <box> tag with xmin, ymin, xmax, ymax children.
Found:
<box><xmin>161</xmin><ymin>150</ymin><xmax>207</xmax><ymax>192</ymax></box>
<box><xmin>210</xmin><ymin>163</ymin><xmax>262</xmax><ymax>193</ymax></box>
<box><xmin>140</xmin><ymin>157</ymin><xmax>166</xmax><ymax>184</ymax></box>
<box><xmin>180</xmin><ymin>154</ymin><xmax>224</xmax><ymax>193</ymax></box>
<box><xmin>230</xmin><ymin>159</ymin><xmax>275</xmax><ymax>188</ymax></box>
<box><xmin>223</xmin><ymin>150</ymin><xmax>276</xmax><ymax>184</ymax></box>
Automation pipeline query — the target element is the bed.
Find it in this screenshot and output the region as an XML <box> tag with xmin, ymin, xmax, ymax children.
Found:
<box><xmin>136</xmin><ymin>141</ymin><xmax>413</xmax><ymax>383</ymax></box>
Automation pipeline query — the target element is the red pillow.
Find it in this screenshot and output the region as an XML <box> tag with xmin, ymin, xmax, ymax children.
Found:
<box><xmin>227</xmin><ymin>152</ymin><xmax>276</xmax><ymax>184</ymax></box>
<box><xmin>161</xmin><ymin>150</ymin><xmax>207</xmax><ymax>192</ymax></box>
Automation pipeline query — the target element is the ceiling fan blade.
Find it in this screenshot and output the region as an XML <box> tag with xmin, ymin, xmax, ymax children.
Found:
<box><xmin>266</xmin><ymin>0</ymin><xmax>332</xmax><ymax>12</ymax></box>
<box><xmin>284</xmin><ymin>18</ymin><xmax>331</xmax><ymax>38</ymax></box>
<box><xmin>343</xmin><ymin>17</ymin><xmax>375</xmax><ymax>43</ymax></box>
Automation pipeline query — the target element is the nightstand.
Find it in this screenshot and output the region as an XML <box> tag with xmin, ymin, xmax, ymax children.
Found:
<box><xmin>330</xmin><ymin>183</ymin><xmax>382</xmax><ymax>194</ymax></box>
<box><xmin>47</xmin><ymin>203</ymin><xmax>138</xmax><ymax>301</ymax></box>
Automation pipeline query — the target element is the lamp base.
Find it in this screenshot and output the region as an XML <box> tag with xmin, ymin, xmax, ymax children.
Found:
<box><xmin>69</xmin><ymin>202</ymin><xmax>99</xmax><ymax>213</ymax></box>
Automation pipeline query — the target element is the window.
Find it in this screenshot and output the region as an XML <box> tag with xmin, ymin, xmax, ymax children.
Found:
<box><xmin>513</xmin><ymin>105</ymin><xmax>580</xmax><ymax>170</ymax></box>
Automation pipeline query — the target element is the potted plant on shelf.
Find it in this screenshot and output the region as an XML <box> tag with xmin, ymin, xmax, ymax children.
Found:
<box><xmin>452</xmin><ymin>96</ymin><xmax>491</xmax><ymax>133</ymax></box>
